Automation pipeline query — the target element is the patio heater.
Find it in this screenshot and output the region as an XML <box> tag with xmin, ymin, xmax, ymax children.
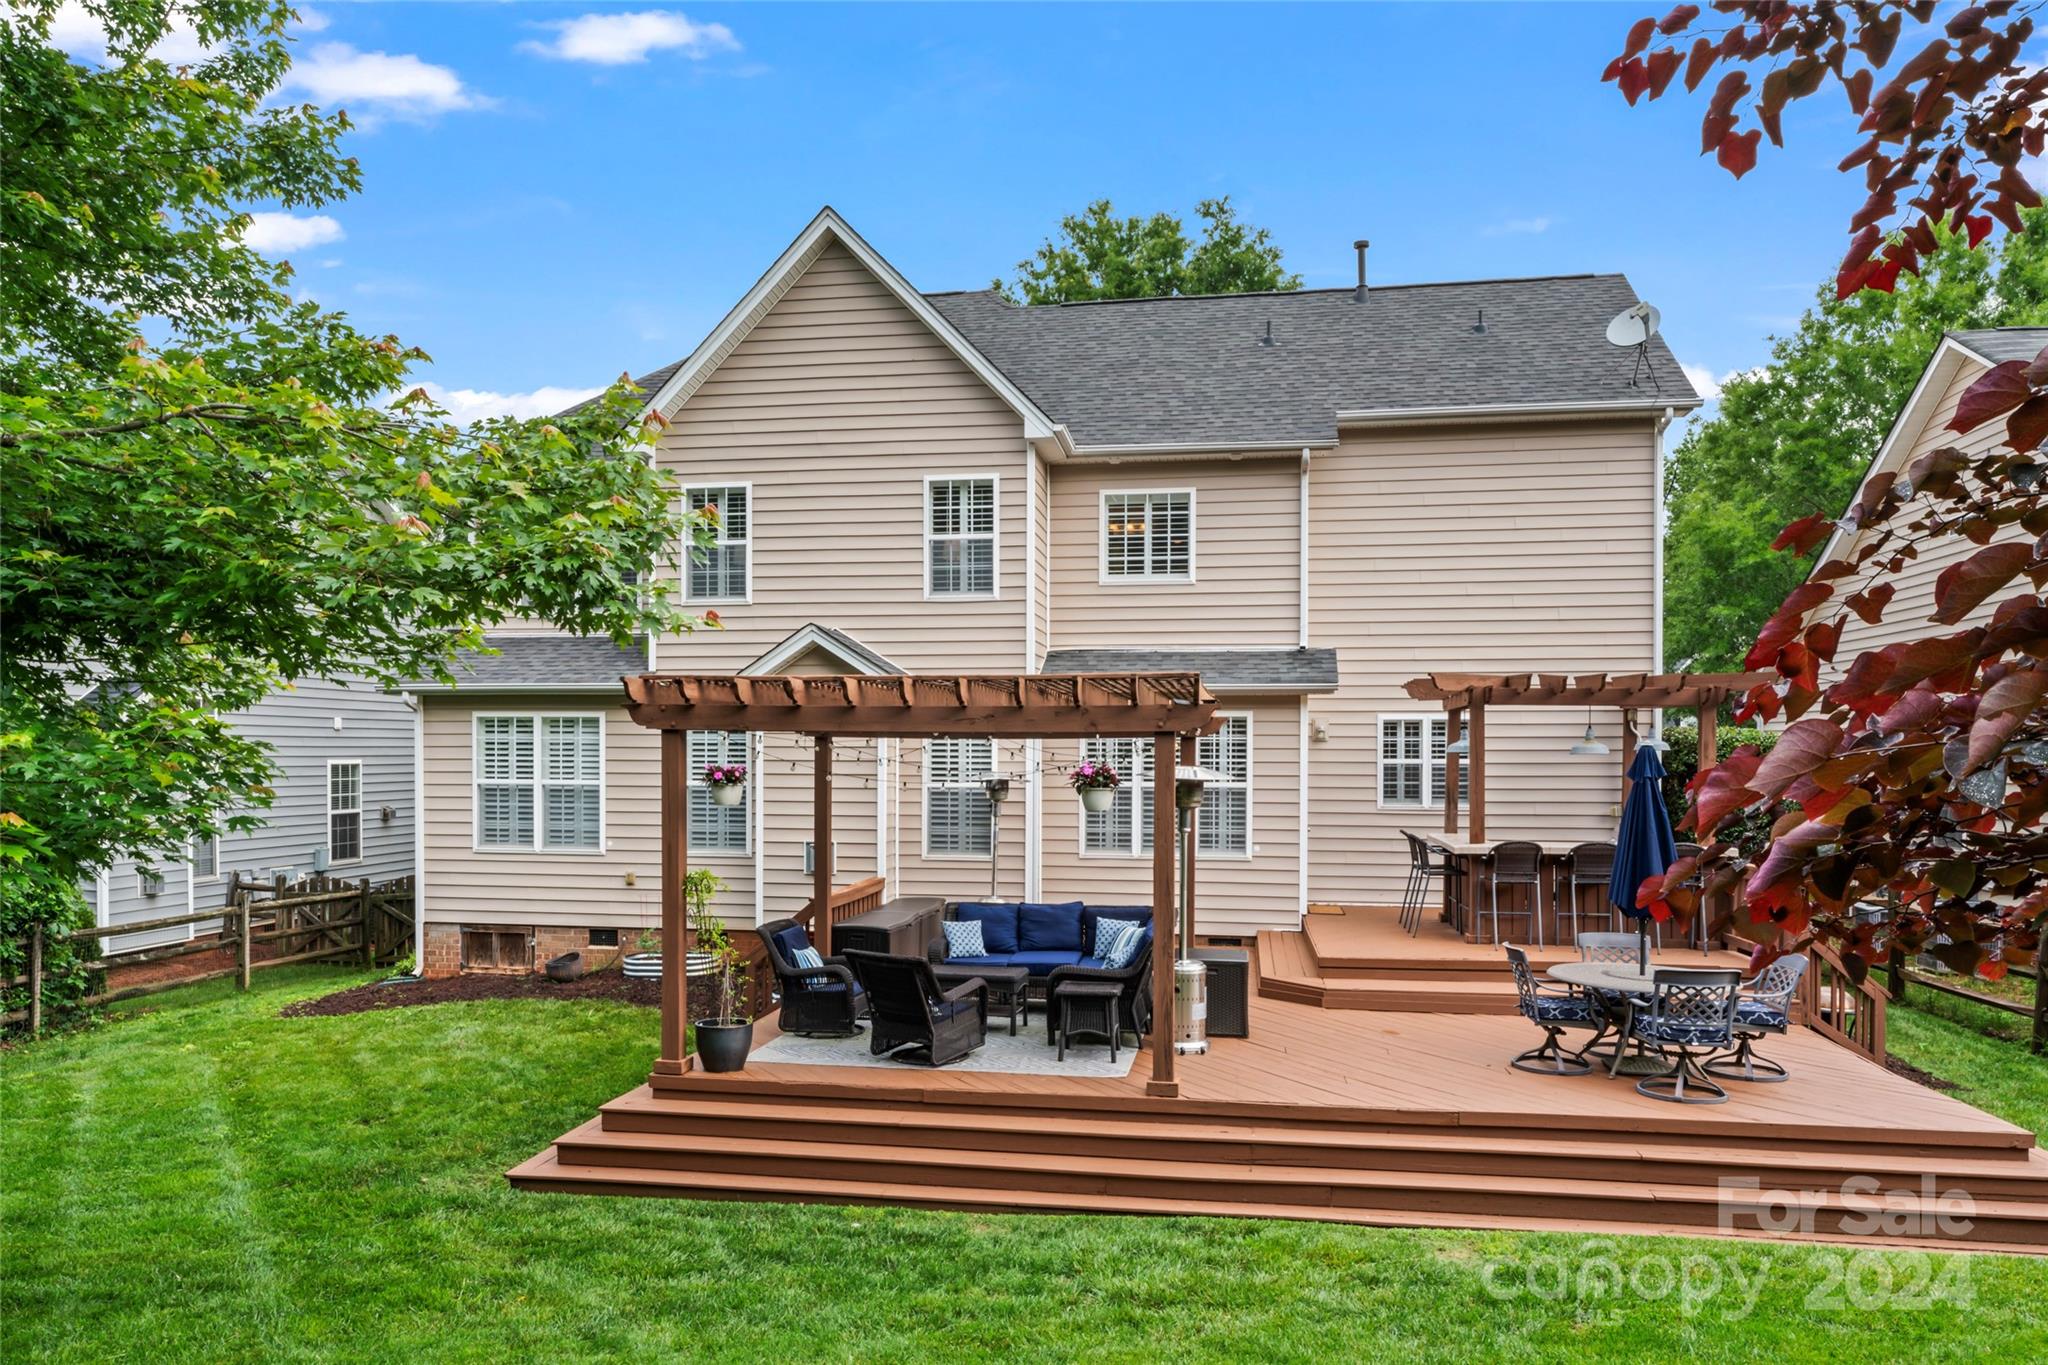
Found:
<box><xmin>979</xmin><ymin>774</ymin><xmax>1011</xmax><ymax>902</ymax></box>
<box><xmin>1173</xmin><ymin>765</ymin><xmax>1224</xmax><ymax>1056</ymax></box>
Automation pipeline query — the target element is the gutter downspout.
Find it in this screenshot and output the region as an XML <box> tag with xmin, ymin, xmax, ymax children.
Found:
<box><xmin>409</xmin><ymin>691</ymin><xmax>425</xmax><ymax>973</ymax></box>
<box><xmin>1298</xmin><ymin>446</ymin><xmax>1311</xmax><ymax>920</ymax></box>
<box><xmin>1652</xmin><ymin>407</ymin><xmax>1675</xmax><ymax>744</ymax></box>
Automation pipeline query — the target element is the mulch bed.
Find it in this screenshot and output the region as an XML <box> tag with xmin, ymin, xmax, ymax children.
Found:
<box><xmin>281</xmin><ymin>969</ymin><xmax>659</xmax><ymax>1018</ymax></box>
<box><xmin>1886</xmin><ymin>1053</ymin><xmax>1962</xmax><ymax>1093</ymax></box>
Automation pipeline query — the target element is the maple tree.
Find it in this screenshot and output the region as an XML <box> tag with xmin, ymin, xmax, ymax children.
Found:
<box><xmin>1603</xmin><ymin>2</ymin><xmax>2048</xmax><ymax>295</ymax></box>
<box><xmin>1610</xmin><ymin>3</ymin><xmax>2048</xmax><ymax>982</ymax></box>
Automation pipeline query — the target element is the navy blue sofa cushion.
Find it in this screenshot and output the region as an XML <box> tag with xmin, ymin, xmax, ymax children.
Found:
<box><xmin>1009</xmin><ymin>949</ymin><xmax>1084</xmax><ymax>975</ymax></box>
<box><xmin>770</xmin><ymin>923</ymin><xmax>811</xmax><ymax>966</ymax></box>
<box><xmin>1080</xmin><ymin>906</ymin><xmax>1152</xmax><ymax>955</ymax></box>
<box><xmin>941</xmin><ymin>954</ymin><xmax>1009</xmax><ymax>973</ymax></box>
<box><xmin>1018</xmin><ymin>901</ymin><xmax>1086</xmax><ymax>952</ymax></box>
<box><xmin>954</xmin><ymin>902</ymin><xmax>1020</xmax><ymax>954</ymax></box>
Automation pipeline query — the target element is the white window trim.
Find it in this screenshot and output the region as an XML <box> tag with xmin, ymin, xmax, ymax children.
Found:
<box><xmin>922</xmin><ymin>737</ymin><xmax>995</xmax><ymax>862</ymax></box>
<box><xmin>1375</xmin><ymin>714</ymin><xmax>1467</xmax><ymax>811</ymax></box>
<box><xmin>327</xmin><ymin>759</ymin><xmax>364</xmax><ymax>866</ymax></box>
<box><xmin>1098</xmin><ymin>487</ymin><xmax>1196</xmax><ymax>585</ymax></box>
<box><xmin>187</xmin><ymin>835</ymin><xmax>222</xmax><ymax>882</ymax></box>
<box><xmin>687</xmin><ymin>729</ymin><xmax>752</xmax><ymax>857</ymax></box>
<box><xmin>1196</xmin><ymin>712</ymin><xmax>1253</xmax><ymax>862</ymax></box>
<box><xmin>471</xmin><ymin>712</ymin><xmax>608</xmax><ymax>855</ymax></box>
<box><xmin>922</xmin><ymin>473</ymin><xmax>1001</xmax><ymax>600</ymax></box>
<box><xmin>682</xmin><ymin>480</ymin><xmax>753</xmax><ymax>606</ymax></box>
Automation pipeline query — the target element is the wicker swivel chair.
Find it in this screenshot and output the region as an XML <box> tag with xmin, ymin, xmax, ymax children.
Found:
<box><xmin>1630</xmin><ymin>968</ymin><xmax>1743</xmax><ymax>1104</ymax></box>
<box><xmin>756</xmin><ymin>919</ymin><xmax>866</xmax><ymax>1037</ymax></box>
<box><xmin>1704</xmin><ymin>954</ymin><xmax>1807</xmax><ymax>1083</ymax></box>
<box><xmin>844</xmin><ymin>949</ymin><xmax>988</xmax><ymax>1067</ymax></box>
<box><xmin>1554</xmin><ymin>842</ymin><xmax>1614</xmax><ymax>945</ymax></box>
<box><xmin>1482</xmin><ymin>841</ymin><xmax>1545</xmax><ymax>945</ymax></box>
<box><xmin>1504</xmin><ymin>945</ymin><xmax>1600</xmax><ymax>1074</ymax></box>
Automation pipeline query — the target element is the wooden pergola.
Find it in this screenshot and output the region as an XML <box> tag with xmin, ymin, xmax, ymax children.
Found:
<box><xmin>622</xmin><ymin>671</ymin><xmax>1221</xmax><ymax>1098</ymax></box>
<box><xmin>1399</xmin><ymin>671</ymin><xmax>1771</xmax><ymax>841</ymax></box>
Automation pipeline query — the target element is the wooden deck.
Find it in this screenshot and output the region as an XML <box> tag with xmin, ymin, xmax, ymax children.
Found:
<box><xmin>512</xmin><ymin>939</ymin><xmax>2048</xmax><ymax>1253</ymax></box>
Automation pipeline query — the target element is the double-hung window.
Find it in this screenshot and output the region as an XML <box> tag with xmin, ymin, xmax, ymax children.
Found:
<box><xmin>925</xmin><ymin>737</ymin><xmax>994</xmax><ymax>858</ymax></box>
<box><xmin>685</xmin><ymin>484</ymin><xmax>750</xmax><ymax>602</ymax></box>
<box><xmin>688</xmin><ymin>730</ymin><xmax>750</xmax><ymax>852</ymax></box>
<box><xmin>1377</xmin><ymin>715</ymin><xmax>1465</xmax><ymax>808</ymax></box>
<box><xmin>475</xmin><ymin>715</ymin><xmax>604</xmax><ymax>851</ymax></box>
<box><xmin>926</xmin><ymin>476</ymin><xmax>997</xmax><ymax>597</ymax></box>
<box><xmin>1080</xmin><ymin>737</ymin><xmax>1155</xmax><ymax>856</ymax></box>
<box><xmin>1101</xmin><ymin>489</ymin><xmax>1193</xmax><ymax>582</ymax></box>
<box><xmin>190</xmin><ymin>835</ymin><xmax>220</xmax><ymax>880</ymax></box>
<box><xmin>328</xmin><ymin>760</ymin><xmax>363</xmax><ymax>863</ymax></box>
<box><xmin>1196</xmin><ymin>716</ymin><xmax>1251</xmax><ymax>856</ymax></box>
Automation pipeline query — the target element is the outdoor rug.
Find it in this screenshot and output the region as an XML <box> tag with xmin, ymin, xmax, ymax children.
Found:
<box><xmin>751</xmin><ymin>1022</ymin><xmax>1137</xmax><ymax>1078</ymax></box>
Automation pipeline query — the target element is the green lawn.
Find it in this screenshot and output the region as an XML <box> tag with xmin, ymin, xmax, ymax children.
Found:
<box><xmin>1888</xmin><ymin>993</ymin><xmax>2048</xmax><ymax>1142</ymax></box>
<box><xmin>5</xmin><ymin>968</ymin><xmax>2046</xmax><ymax>1364</ymax></box>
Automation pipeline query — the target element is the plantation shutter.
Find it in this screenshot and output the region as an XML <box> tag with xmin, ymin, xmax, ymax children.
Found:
<box><xmin>688</xmin><ymin>730</ymin><xmax>749</xmax><ymax>851</ymax></box>
<box><xmin>541</xmin><ymin>716</ymin><xmax>601</xmax><ymax>849</ymax></box>
<box><xmin>926</xmin><ymin>738</ymin><xmax>994</xmax><ymax>856</ymax></box>
<box><xmin>687</xmin><ymin>486</ymin><xmax>749</xmax><ymax>600</ymax></box>
<box><xmin>1197</xmin><ymin>717</ymin><xmax>1249</xmax><ymax>855</ymax></box>
<box><xmin>478</xmin><ymin>716</ymin><xmax>535</xmax><ymax>846</ymax></box>
<box><xmin>1081</xmin><ymin>738</ymin><xmax>1155</xmax><ymax>855</ymax></box>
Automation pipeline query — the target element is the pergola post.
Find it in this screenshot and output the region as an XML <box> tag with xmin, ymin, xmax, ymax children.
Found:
<box><xmin>655</xmin><ymin>728</ymin><xmax>689</xmax><ymax>1076</ymax></box>
<box><xmin>1620</xmin><ymin>708</ymin><xmax>1638</xmax><ymax>803</ymax></box>
<box><xmin>1467</xmin><ymin>700</ymin><xmax>1487</xmax><ymax>842</ymax></box>
<box><xmin>1148</xmin><ymin>730</ymin><xmax>1178</xmax><ymax>1099</ymax></box>
<box><xmin>1697</xmin><ymin>693</ymin><xmax>1718</xmax><ymax>779</ymax></box>
<box><xmin>814</xmin><ymin>734</ymin><xmax>834</xmax><ymax>957</ymax></box>
<box><xmin>1443</xmin><ymin>708</ymin><xmax>1463</xmax><ymax>837</ymax></box>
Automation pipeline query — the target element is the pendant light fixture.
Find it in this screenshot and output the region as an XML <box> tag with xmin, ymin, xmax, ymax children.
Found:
<box><xmin>1568</xmin><ymin>706</ymin><xmax>1610</xmax><ymax>757</ymax></box>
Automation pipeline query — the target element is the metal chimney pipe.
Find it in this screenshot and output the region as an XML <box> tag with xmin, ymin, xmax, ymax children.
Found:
<box><xmin>1353</xmin><ymin>239</ymin><xmax>1370</xmax><ymax>301</ymax></box>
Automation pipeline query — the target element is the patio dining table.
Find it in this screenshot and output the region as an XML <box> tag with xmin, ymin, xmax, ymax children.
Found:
<box><xmin>1547</xmin><ymin>960</ymin><xmax>1673</xmax><ymax>1078</ymax></box>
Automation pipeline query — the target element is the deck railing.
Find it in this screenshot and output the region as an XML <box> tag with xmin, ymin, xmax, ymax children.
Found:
<box><xmin>1798</xmin><ymin>938</ymin><xmax>1887</xmax><ymax>1064</ymax></box>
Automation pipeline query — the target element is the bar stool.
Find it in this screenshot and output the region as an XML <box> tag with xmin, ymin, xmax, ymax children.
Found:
<box><xmin>1400</xmin><ymin>832</ymin><xmax>1460</xmax><ymax>936</ymax></box>
<box><xmin>1553</xmin><ymin>842</ymin><xmax>1614</xmax><ymax>945</ymax></box>
<box><xmin>1481</xmin><ymin>841</ymin><xmax>1544</xmax><ymax>946</ymax></box>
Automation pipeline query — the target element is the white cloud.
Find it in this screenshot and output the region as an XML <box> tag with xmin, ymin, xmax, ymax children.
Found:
<box><xmin>420</xmin><ymin>383</ymin><xmax>604</xmax><ymax>423</ymax></box>
<box><xmin>47</xmin><ymin>0</ymin><xmax>218</xmax><ymax>63</ymax></box>
<box><xmin>1681</xmin><ymin>362</ymin><xmax>1740</xmax><ymax>402</ymax></box>
<box><xmin>294</xmin><ymin>5</ymin><xmax>331</xmax><ymax>33</ymax></box>
<box><xmin>1481</xmin><ymin>216</ymin><xmax>1554</xmax><ymax>237</ymax></box>
<box><xmin>283</xmin><ymin>42</ymin><xmax>491</xmax><ymax>121</ymax></box>
<box><xmin>519</xmin><ymin>11</ymin><xmax>740</xmax><ymax>65</ymax></box>
<box><xmin>239</xmin><ymin>211</ymin><xmax>344</xmax><ymax>253</ymax></box>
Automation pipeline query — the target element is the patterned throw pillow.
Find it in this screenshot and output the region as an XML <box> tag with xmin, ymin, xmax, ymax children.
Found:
<box><xmin>1096</xmin><ymin>918</ymin><xmax>1144</xmax><ymax>970</ymax></box>
<box><xmin>790</xmin><ymin>944</ymin><xmax>830</xmax><ymax>987</ymax></box>
<box><xmin>942</xmin><ymin>919</ymin><xmax>987</xmax><ymax>959</ymax></box>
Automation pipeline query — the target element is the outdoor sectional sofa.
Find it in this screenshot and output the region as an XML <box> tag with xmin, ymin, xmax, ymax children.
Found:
<box><xmin>929</xmin><ymin>901</ymin><xmax>1155</xmax><ymax>1041</ymax></box>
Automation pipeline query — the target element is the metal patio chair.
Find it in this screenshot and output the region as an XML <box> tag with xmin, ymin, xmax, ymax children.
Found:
<box><xmin>1704</xmin><ymin>954</ymin><xmax>1807</xmax><ymax>1084</ymax></box>
<box><xmin>1553</xmin><ymin>842</ymin><xmax>1614</xmax><ymax>945</ymax></box>
<box><xmin>1630</xmin><ymin>968</ymin><xmax>1743</xmax><ymax>1104</ymax></box>
<box><xmin>1481</xmin><ymin>841</ymin><xmax>1544</xmax><ymax>946</ymax></box>
<box><xmin>1400</xmin><ymin>832</ymin><xmax>1459</xmax><ymax>936</ymax></box>
<box><xmin>1672</xmin><ymin>841</ymin><xmax>1706</xmax><ymax>950</ymax></box>
<box><xmin>1576</xmin><ymin>931</ymin><xmax>1643</xmax><ymax>965</ymax></box>
<box><xmin>1504</xmin><ymin>945</ymin><xmax>1600</xmax><ymax>1075</ymax></box>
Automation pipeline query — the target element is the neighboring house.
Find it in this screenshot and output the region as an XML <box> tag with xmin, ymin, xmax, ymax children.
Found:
<box><xmin>82</xmin><ymin>678</ymin><xmax>416</xmax><ymax>953</ymax></box>
<box><xmin>1812</xmin><ymin>327</ymin><xmax>2046</xmax><ymax>666</ymax></box>
<box><xmin>401</xmin><ymin>207</ymin><xmax>1697</xmax><ymax>975</ymax></box>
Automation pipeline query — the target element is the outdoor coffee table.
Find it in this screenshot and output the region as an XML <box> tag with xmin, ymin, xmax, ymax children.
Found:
<box><xmin>934</xmin><ymin>963</ymin><xmax>1028</xmax><ymax>1036</ymax></box>
<box><xmin>1052</xmin><ymin>980</ymin><xmax>1122</xmax><ymax>1063</ymax></box>
<box><xmin>1547</xmin><ymin>961</ymin><xmax>1675</xmax><ymax>1078</ymax></box>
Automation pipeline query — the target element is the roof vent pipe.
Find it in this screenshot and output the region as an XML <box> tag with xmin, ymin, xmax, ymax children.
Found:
<box><xmin>1353</xmin><ymin>239</ymin><xmax>1370</xmax><ymax>301</ymax></box>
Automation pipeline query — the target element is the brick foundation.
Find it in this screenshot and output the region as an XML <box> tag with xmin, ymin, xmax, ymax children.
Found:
<box><xmin>421</xmin><ymin>922</ymin><xmax>664</xmax><ymax>978</ymax></box>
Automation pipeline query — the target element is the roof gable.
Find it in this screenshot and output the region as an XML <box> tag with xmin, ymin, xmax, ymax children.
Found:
<box><xmin>639</xmin><ymin>207</ymin><xmax>1056</xmax><ymax>440</ymax></box>
<box><xmin>741</xmin><ymin>623</ymin><xmax>904</xmax><ymax>677</ymax></box>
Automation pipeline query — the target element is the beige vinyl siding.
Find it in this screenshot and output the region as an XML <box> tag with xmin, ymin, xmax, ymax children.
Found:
<box><xmin>1829</xmin><ymin>355</ymin><xmax>2023</xmax><ymax>660</ymax></box>
<box><xmin>1048</xmin><ymin>457</ymin><xmax>1302</xmax><ymax>648</ymax></box>
<box><xmin>653</xmin><ymin>240</ymin><xmax>1029</xmax><ymax>673</ymax></box>
<box><xmin>1032</xmin><ymin>450</ymin><xmax>1052</xmax><ymax>668</ymax></box>
<box><xmin>420</xmin><ymin>694</ymin><xmax>755</xmax><ymax>933</ymax></box>
<box><xmin>1037</xmin><ymin>697</ymin><xmax>1302</xmax><ymax>936</ymax></box>
<box><xmin>1306</xmin><ymin>419</ymin><xmax>1659</xmax><ymax>906</ymax></box>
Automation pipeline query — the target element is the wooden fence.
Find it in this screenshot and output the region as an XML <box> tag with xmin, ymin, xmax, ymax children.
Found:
<box><xmin>7</xmin><ymin>874</ymin><xmax>416</xmax><ymax>1037</ymax></box>
<box><xmin>1892</xmin><ymin>957</ymin><xmax>2046</xmax><ymax>1056</ymax></box>
<box><xmin>1799</xmin><ymin>938</ymin><xmax>1888</xmax><ymax>1064</ymax></box>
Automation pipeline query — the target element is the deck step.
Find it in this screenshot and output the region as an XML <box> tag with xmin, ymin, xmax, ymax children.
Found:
<box><xmin>515</xmin><ymin>1133</ymin><xmax>2048</xmax><ymax>1250</ymax></box>
<box><xmin>1257</xmin><ymin>931</ymin><xmax>1522</xmax><ymax>1013</ymax></box>
<box><xmin>594</xmin><ymin>1091</ymin><xmax>2048</xmax><ymax>1198</ymax></box>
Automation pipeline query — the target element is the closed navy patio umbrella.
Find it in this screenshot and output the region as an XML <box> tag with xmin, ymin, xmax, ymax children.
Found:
<box><xmin>1610</xmin><ymin>743</ymin><xmax>1678</xmax><ymax>973</ymax></box>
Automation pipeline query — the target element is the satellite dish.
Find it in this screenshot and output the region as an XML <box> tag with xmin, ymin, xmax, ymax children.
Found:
<box><xmin>1605</xmin><ymin>301</ymin><xmax>1662</xmax><ymax>348</ymax></box>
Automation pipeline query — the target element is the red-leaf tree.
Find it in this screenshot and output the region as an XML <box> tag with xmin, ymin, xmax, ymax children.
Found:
<box><xmin>1604</xmin><ymin>2</ymin><xmax>2048</xmax><ymax>296</ymax></box>
<box><xmin>1609</xmin><ymin>3</ymin><xmax>2048</xmax><ymax>979</ymax></box>
<box><xmin>1643</xmin><ymin>358</ymin><xmax>2048</xmax><ymax>981</ymax></box>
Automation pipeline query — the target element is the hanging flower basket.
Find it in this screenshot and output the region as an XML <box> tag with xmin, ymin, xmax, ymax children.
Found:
<box><xmin>704</xmin><ymin>760</ymin><xmax>748</xmax><ymax>806</ymax></box>
<box><xmin>1070</xmin><ymin>760</ymin><xmax>1120</xmax><ymax>813</ymax></box>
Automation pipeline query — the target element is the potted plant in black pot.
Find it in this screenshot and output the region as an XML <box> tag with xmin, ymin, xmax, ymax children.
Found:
<box><xmin>690</xmin><ymin>894</ymin><xmax>753</xmax><ymax>1073</ymax></box>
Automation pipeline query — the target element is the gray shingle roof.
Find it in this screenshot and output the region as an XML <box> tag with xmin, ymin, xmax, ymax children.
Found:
<box><xmin>926</xmin><ymin>276</ymin><xmax>1695</xmax><ymax>448</ymax></box>
<box><xmin>401</xmin><ymin>635</ymin><xmax>645</xmax><ymax>694</ymax></box>
<box><xmin>1040</xmin><ymin>647</ymin><xmax>1338</xmax><ymax>694</ymax></box>
<box><xmin>1950</xmin><ymin>327</ymin><xmax>2048</xmax><ymax>364</ymax></box>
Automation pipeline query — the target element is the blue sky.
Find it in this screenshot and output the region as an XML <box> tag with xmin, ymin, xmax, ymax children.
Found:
<box><xmin>74</xmin><ymin>2</ymin><xmax>1897</xmax><ymax>417</ymax></box>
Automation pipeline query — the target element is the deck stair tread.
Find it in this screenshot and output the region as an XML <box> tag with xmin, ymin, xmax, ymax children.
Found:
<box><xmin>508</xmin><ymin>1146</ymin><xmax>2048</xmax><ymax>1253</ymax></box>
<box><xmin>594</xmin><ymin>1093</ymin><xmax>2048</xmax><ymax>1187</ymax></box>
<box><xmin>555</xmin><ymin>1120</ymin><xmax>2048</xmax><ymax>1220</ymax></box>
